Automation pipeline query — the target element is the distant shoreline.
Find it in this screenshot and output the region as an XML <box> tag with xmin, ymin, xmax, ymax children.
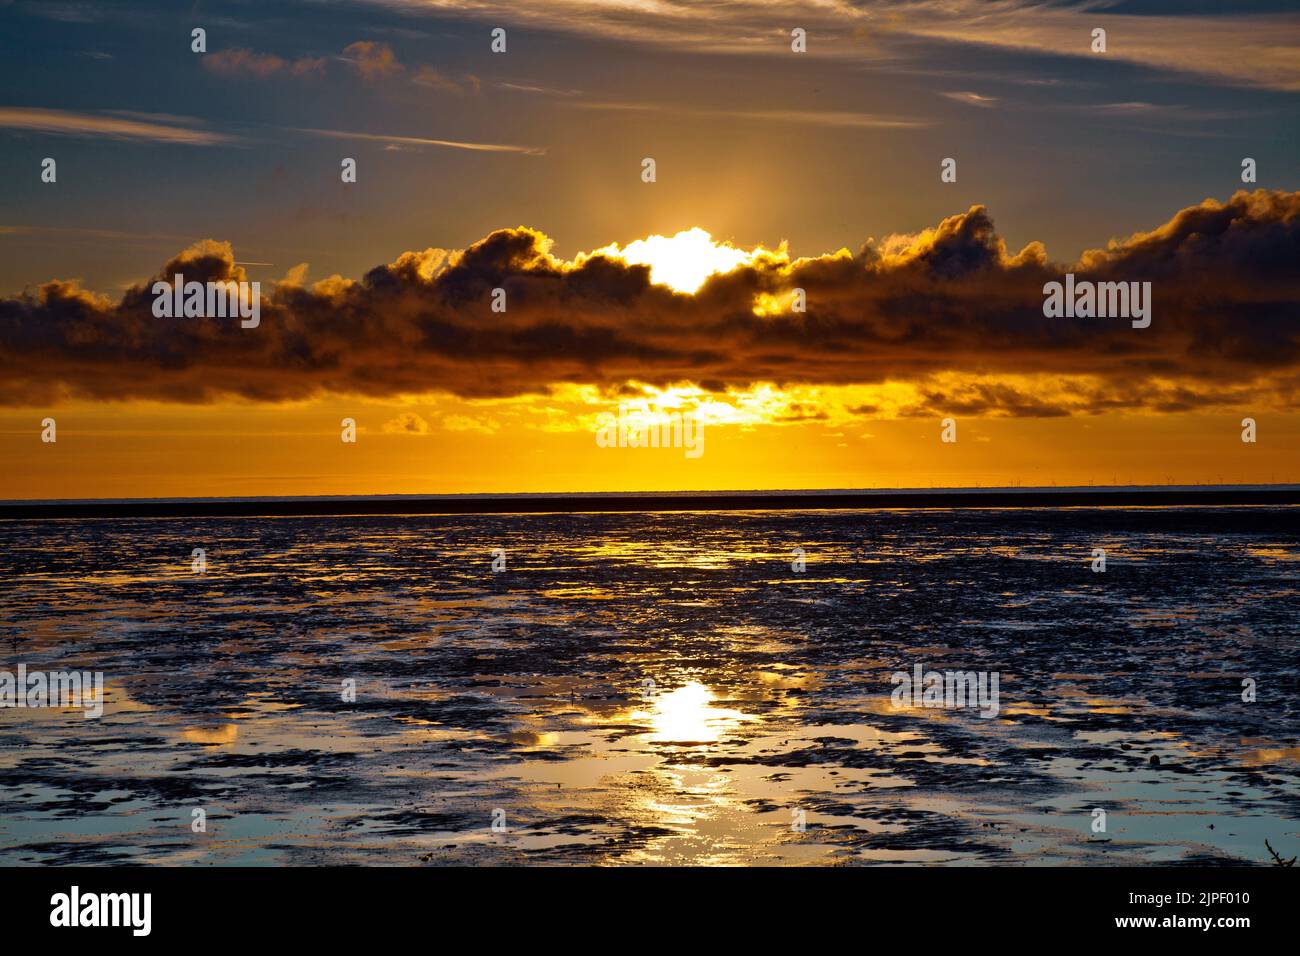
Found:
<box><xmin>2</xmin><ymin>485</ymin><xmax>1298</xmax><ymax>519</ymax></box>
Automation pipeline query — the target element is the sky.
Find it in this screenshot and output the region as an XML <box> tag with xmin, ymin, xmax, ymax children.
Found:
<box><xmin>0</xmin><ymin>0</ymin><xmax>1298</xmax><ymax>499</ymax></box>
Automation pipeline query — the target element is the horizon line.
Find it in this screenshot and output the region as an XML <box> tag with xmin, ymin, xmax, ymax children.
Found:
<box><xmin>3</xmin><ymin>483</ymin><xmax>1298</xmax><ymax>520</ymax></box>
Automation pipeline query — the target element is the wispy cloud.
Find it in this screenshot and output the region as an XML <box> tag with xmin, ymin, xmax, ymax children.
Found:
<box><xmin>497</xmin><ymin>81</ymin><xmax>584</xmax><ymax>98</ymax></box>
<box><xmin>886</xmin><ymin>3</ymin><xmax>1300</xmax><ymax>93</ymax></box>
<box><xmin>203</xmin><ymin>48</ymin><xmax>327</xmax><ymax>79</ymax></box>
<box><xmin>411</xmin><ymin>65</ymin><xmax>480</xmax><ymax>95</ymax></box>
<box><xmin>340</xmin><ymin>40</ymin><xmax>404</xmax><ymax>82</ymax></box>
<box><xmin>291</xmin><ymin>126</ymin><xmax>545</xmax><ymax>155</ymax></box>
<box><xmin>0</xmin><ymin>224</ymin><xmax>197</xmax><ymax>243</ymax></box>
<box><xmin>375</xmin><ymin>1</ymin><xmax>1300</xmax><ymax>92</ymax></box>
<box><xmin>202</xmin><ymin>40</ymin><xmax>480</xmax><ymax>94</ymax></box>
<box><xmin>570</xmin><ymin>99</ymin><xmax>926</xmax><ymax>130</ymax></box>
<box><xmin>382</xmin><ymin>412</ymin><xmax>432</xmax><ymax>434</ymax></box>
<box><xmin>941</xmin><ymin>91</ymin><xmax>999</xmax><ymax>108</ymax></box>
<box><xmin>0</xmin><ymin>106</ymin><xmax>235</xmax><ymax>145</ymax></box>
<box><xmin>1083</xmin><ymin>101</ymin><xmax>1236</xmax><ymax>121</ymax></box>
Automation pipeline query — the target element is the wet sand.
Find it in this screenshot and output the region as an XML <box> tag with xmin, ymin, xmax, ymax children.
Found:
<box><xmin>1</xmin><ymin>507</ymin><xmax>1297</xmax><ymax>865</ymax></box>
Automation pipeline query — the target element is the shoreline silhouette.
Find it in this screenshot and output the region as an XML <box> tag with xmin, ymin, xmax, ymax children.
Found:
<box><xmin>2</xmin><ymin>484</ymin><xmax>1298</xmax><ymax>520</ymax></box>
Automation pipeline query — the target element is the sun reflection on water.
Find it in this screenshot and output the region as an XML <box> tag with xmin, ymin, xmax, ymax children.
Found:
<box><xmin>636</xmin><ymin>682</ymin><xmax>749</xmax><ymax>743</ymax></box>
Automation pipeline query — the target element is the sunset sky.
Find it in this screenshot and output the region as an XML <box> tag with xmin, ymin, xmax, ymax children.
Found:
<box><xmin>1</xmin><ymin>0</ymin><xmax>1298</xmax><ymax>499</ymax></box>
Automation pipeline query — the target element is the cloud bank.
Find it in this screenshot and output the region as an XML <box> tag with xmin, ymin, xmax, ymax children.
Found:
<box><xmin>1</xmin><ymin>190</ymin><xmax>1297</xmax><ymax>416</ymax></box>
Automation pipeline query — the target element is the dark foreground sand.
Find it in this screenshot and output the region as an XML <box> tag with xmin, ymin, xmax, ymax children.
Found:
<box><xmin>1</xmin><ymin>507</ymin><xmax>1297</xmax><ymax>864</ymax></box>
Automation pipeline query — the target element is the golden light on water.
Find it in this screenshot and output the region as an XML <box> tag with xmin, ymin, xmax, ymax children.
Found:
<box><xmin>638</xmin><ymin>681</ymin><xmax>748</xmax><ymax>743</ymax></box>
<box><xmin>181</xmin><ymin>724</ymin><xmax>239</xmax><ymax>745</ymax></box>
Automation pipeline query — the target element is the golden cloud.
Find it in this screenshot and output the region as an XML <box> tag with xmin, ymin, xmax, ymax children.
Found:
<box><xmin>2</xmin><ymin>191</ymin><xmax>1297</xmax><ymax>417</ymax></box>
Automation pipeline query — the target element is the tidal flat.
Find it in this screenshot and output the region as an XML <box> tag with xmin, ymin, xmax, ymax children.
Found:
<box><xmin>1</xmin><ymin>507</ymin><xmax>1296</xmax><ymax>865</ymax></box>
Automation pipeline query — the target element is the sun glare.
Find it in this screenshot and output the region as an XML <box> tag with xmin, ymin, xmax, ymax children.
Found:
<box><xmin>597</xmin><ymin>227</ymin><xmax>753</xmax><ymax>294</ymax></box>
<box><xmin>638</xmin><ymin>682</ymin><xmax>748</xmax><ymax>743</ymax></box>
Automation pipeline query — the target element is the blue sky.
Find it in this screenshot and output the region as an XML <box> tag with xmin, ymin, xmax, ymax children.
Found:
<box><xmin>1</xmin><ymin>0</ymin><xmax>1296</xmax><ymax>294</ymax></box>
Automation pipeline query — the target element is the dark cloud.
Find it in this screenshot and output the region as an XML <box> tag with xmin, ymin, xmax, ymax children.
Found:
<box><xmin>900</xmin><ymin>383</ymin><xmax>1071</xmax><ymax>419</ymax></box>
<box><xmin>1</xmin><ymin>190</ymin><xmax>1297</xmax><ymax>414</ymax></box>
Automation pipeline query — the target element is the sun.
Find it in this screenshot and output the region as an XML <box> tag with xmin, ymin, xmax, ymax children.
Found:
<box><xmin>595</xmin><ymin>227</ymin><xmax>753</xmax><ymax>294</ymax></box>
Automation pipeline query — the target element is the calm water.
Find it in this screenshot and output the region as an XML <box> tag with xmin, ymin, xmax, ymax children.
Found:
<box><xmin>1</xmin><ymin>507</ymin><xmax>1297</xmax><ymax>865</ymax></box>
